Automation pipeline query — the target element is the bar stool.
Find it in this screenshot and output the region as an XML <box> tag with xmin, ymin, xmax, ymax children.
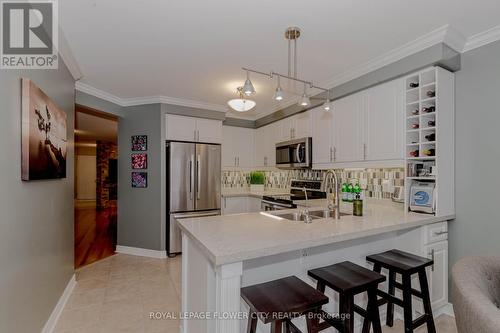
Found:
<box><xmin>241</xmin><ymin>276</ymin><xmax>329</xmax><ymax>333</ymax></box>
<box><xmin>366</xmin><ymin>249</ymin><xmax>436</xmax><ymax>333</ymax></box>
<box><xmin>307</xmin><ymin>261</ymin><xmax>386</xmax><ymax>333</ymax></box>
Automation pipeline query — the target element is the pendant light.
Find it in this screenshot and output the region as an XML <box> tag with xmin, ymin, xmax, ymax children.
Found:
<box><xmin>242</xmin><ymin>71</ymin><xmax>255</xmax><ymax>96</ymax></box>
<box><xmin>227</xmin><ymin>87</ymin><xmax>256</xmax><ymax>112</ymax></box>
<box><xmin>298</xmin><ymin>83</ymin><xmax>310</xmax><ymax>107</ymax></box>
<box><xmin>274</xmin><ymin>76</ymin><xmax>284</xmax><ymax>101</ymax></box>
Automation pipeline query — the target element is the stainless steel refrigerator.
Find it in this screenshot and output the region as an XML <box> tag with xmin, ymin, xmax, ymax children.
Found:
<box><xmin>166</xmin><ymin>141</ymin><xmax>221</xmax><ymax>256</ymax></box>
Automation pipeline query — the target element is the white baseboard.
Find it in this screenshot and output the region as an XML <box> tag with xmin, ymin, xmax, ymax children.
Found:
<box><xmin>435</xmin><ymin>303</ymin><xmax>455</xmax><ymax>318</ymax></box>
<box><xmin>116</xmin><ymin>245</ymin><xmax>167</xmax><ymax>259</ymax></box>
<box><xmin>41</xmin><ymin>274</ymin><xmax>76</xmax><ymax>333</ymax></box>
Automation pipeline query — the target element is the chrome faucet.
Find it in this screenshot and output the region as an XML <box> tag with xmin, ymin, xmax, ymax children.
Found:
<box><xmin>324</xmin><ymin>170</ymin><xmax>341</xmax><ymax>219</ymax></box>
<box><xmin>301</xmin><ymin>187</ymin><xmax>313</xmax><ymax>224</ymax></box>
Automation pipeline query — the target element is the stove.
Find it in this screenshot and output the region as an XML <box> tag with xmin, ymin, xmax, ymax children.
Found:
<box><xmin>261</xmin><ymin>179</ymin><xmax>327</xmax><ymax>211</ymax></box>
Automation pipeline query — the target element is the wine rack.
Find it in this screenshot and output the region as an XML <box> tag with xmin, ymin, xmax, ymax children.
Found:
<box><xmin>404</xmin><ymin>67</ymin><xmax>455</xmax><ymax>216</ymax></box>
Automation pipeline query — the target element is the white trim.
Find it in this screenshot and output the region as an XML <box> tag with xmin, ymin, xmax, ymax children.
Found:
<box><xmin>463</xmin><ymin>24</ymin><xmax>500</xmax><ymax>52</ymax></box>
<box><xmin>443</xmin><ymin>25</ymin><xmax>467</xmax><ymax>53</ymax></box>
<box><xmin>434</xmin><ymin>302</ymin><xmax>455</xmax><ymax>318</ymax></box>
<box><xmin>57</xmin><ymin>29</ymin><xmax>83</xmax><ymax>81</ymax></box>
<box><xmin>75</xmin><ymin>81</ymin><xmax>228</xmax><ymax>113</ymax></box>
<box><xmin>115</xmin><ymin>245</ymin><xmax>167</xmax><ymax>259</ymax></box>
<box><xmin>41</xmin><ymin>274</ymin><xmax>76</xmax><ymax>333</ymax></box>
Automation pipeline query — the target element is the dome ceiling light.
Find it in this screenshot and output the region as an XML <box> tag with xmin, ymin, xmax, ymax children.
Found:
<box><xmin>233</xmin><ymin>26</ymin><xmax>331</xmax><ymax>111</ymax></box>
<box><xmin>227</xmin><ymin>87</ymin><xmax>256</xmax><ymax>112</ymax></box>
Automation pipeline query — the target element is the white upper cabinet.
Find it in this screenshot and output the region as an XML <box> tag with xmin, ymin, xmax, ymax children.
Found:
<box><xmin>364</xmin><ymin>79</ymin><xmax>404</xmax><ymax>161</ymax></box>
<box><xmin>196</xmin><ymin>118</ymin><xmax>223</xmax><ymax>144</ymax></box>
<box><xmin>254</xmin><ymin>122</ymin><xmax>277</xmax><ymax>168</ymax></box>
<box><xmin>332</xmin><ymin>93</ymin><xmax>364</xmax><ymax>163</ymax></box>
<box><xmin>166</xmin><ymin>114</ymin><xmax>198</xmax><ymax>142</ymax></box>
<box><xmin>166</xmin><ymin>114</ymin><xmax>222</xmax><ymax>144</ymax></box>
<box><xmin>277</xmin><ymin>111</ymin><xmax>312</xmax><ymax>142</ymax></box>
<box><xmin>222</xmin><ymin>126</ymin><xmax>254</xmax><ymax>168</ymax></box>
<box><xmin>312</xmin><ymin>106</ymin><xmax>334</xmax><ymax>165</ymax></box>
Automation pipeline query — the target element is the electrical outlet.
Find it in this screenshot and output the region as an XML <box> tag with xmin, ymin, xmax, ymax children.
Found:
<box><xmin>301</xmin><ymin>249</ymin><xmax>310</xmax><ymax>257</ymax></box>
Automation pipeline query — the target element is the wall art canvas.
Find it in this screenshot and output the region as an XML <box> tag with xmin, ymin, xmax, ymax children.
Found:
<box><xmin>131</xmin><ymin>135</ymin><xmax>147</xmax><ymax>151</ymax></box>
<box><xmin>21</xmin><ymin>79</ymin><xmax>67</xmax><ymax>180</ymax></box>
<box><xmin>131</xmin><ymin>153</ymin><xmax>147</xmax><ymax>169</ymax></box>
<box><xmin>131</xmin><ymin>172</ymin><xmax>147</xmax><ymax>188</ymax></box>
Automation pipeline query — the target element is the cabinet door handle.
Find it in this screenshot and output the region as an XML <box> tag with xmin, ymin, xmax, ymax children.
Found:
<box><xmin>194</xmin><ymin>130</ymin><xmax>197</xmax><ymax>141</ymax></box>
<box><xmin>333</xmin><ymin>146</ymin><xmax>336</xmax><ymax>162</ymax></box>
<box><xmin>264</xmin><ymin>156</ymin><xmax>267</xmax><ymax>166</ymax></box>
<box><xmin>363</xmin><ymin>143</ymin><xmax>367</xmax><ymax>160</ymax></box>
<box><xmin>234</xmin><ymin>157</ymin><xmax>237</xmax><ymax>166</ymax></box>
<box><xmin>433</xmin><ymin>230</ymin><xmax>448</xmax><ymax>236</ymax></box>
<box><xmin>237</xmin><ymin>157</ymin><xmax>240</xmax><ymax>166</ymax></box>
<box><xmin>428</xmin><ymin>249</ymin><xmax>435</xmax><ymax>271</ymax></box>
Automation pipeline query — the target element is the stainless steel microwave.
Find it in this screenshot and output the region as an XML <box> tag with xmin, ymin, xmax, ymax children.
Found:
<box><xmin>275</xmin><ymin>137</ymin><xmax>312</xmax><ymax>169</ymax></box>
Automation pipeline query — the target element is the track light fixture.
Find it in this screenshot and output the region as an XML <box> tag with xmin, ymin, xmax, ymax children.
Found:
<box><xmin>242</xmin><ymin>71</ymin><xmax>255</xmax><ymax>96</ymax></box>
<box><xmin>323</xmin><ymin>90</ymin><xmax>331</xmax><ymax>111</ymax></box>
<box><xmin>274</xmin><ymin>76</ymin><xmax>284</xmax><ymax>101</ymax></box>
<box><xmin>299</xmin><ymin>83</ymin><xmax>311</xmax><ymax>107</ymax></box>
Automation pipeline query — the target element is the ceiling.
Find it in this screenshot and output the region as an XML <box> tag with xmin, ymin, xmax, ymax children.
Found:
<box><xmin>75</xmin><ymin>108</ymin><xmax>118</xmax><ymax>143</ymax></box>
<box><xmin>61</xmin><ymin>0</ymin><xmax>500</xmax><ymax>120</ymax></box>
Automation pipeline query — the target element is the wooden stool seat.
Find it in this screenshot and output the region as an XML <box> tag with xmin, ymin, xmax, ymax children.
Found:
<box><xmin>241</xmin><ymin>276</ymin><xmax>329</xmax><ymax>332</ymax></box>
<box><xmin>366</xmin><ymin>249</ymin><xmax>436</xmax><ymax>333</ymax></box>
<box><xmin>366</xmin><ymin>249</ymin><xmax>433</xmax><ymax>274</ymax></box>
<box><xmin>308</xmin><ymin>261</ymin><xmax>386</xmax><ymax>294</ymax></box>
<box><xmin>307</xmin><ymin>261</ymin><xmax>386</xmax><ymax>333</ymax></box>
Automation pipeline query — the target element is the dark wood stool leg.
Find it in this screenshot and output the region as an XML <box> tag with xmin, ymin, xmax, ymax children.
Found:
<box><xmin>306</xmin><ymin>281</ymin><xmax>326</xmax><ymax>333</ymax></box>
<box><xmin>247</xmin><ymin>310</ymin><xmax>257</xmax><ymax>333</ymax></box>
<box><xmin>270</xmin><ymin>320</ymin><xmax>283</xmax><ymax>333</ymax></box>
<box><xmin>418</xmin><ymin>270</ymin><xmax>436</xmax><ymax>333</ymax></box>
<box><xmin>386</xmin><ymin>270</ymin><xmax>396</xmax><ymax>327</ymax></box>
<box><xmin>340</xmin><ymin>292</ymin><xmax>354</xmax><ymax>333</ymax></box>
<box><xmin>402</xmin><ymin>273</ymin><xmax>414</xmax><ymax>333</ymax></box>
<box><xmin>367</xmin><ymin>287</ymin><xmax>382</xmax><ymax>333</ymax></box>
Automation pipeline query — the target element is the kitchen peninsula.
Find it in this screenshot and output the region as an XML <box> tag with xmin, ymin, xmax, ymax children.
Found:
<box><xmin>178</xmin><ymin>200</ymin><xmax>454</xmax><ymax>333</ymax></box>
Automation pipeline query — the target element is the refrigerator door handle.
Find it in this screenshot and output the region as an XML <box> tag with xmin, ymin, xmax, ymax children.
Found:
<box><xmin>189</xmin><ymin>155</ymin><xmax>194</xmax><ymax>200</ymax></box>
<box><xmin>197</xmin><ymin>154</ymin><xmax>201</xmax><ymax>200</ymax></box>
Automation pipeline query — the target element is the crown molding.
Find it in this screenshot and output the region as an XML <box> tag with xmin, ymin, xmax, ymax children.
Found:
<box><xmin>75</xmin><ymin>81</ymin><xmax>228</xmax><ymax>113</ymax></box>
<box><xmin>463</xmin><ymin>24</ymin><xmax>500</xmax><ymax>52</ymax></box>
<box><xmin>57</xmin><ymin>28</ymin><xmax>83</xmax><ymax>81</ymax></box>
<box><xmin>442</xmin><ymin>25</ymin><xmax>467</xmax><ymax>53</ymax></box>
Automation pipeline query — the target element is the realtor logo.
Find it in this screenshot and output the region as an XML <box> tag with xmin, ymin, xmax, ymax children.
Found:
<box><xmin>1</xmin><ymin>0</ymin><xmax>58</xmax><ymax>69</ymax></box>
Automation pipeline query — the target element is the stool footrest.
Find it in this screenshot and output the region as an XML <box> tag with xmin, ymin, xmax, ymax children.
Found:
<box><xmin>285</xmin><ymin>320</ymin><xmax>302</xmax><ymax>333</ymax></box>
<box><xmin>393</xmin><ymin>281</ymin><xmax>424</xmax><ymax>298</ymax></box>
<box><xmin>376</xmin><ymin>290</ymin><xmax>404</xmax><ymax>307</ymax></box>
<box><xmin>353</xmin><ymin>304</ymin><xmax>368</xmax><ymax>318</ymax></box>
<box><xmin>412</xmin><ymin>314</ymin><xmax>431</xmax><ymax>329</ymax></box>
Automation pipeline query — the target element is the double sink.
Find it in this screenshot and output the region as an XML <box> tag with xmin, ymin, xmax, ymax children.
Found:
<box><xmin>274</xmin><ymin>209</ymin><xmax>351</xmax><ymax>222</ymax></box>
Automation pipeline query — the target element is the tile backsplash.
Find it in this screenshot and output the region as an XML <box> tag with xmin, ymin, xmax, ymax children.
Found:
<box><xmin>222</xmin><ymin>168</ymin><xmax>405</xmax><ymax>199</ymax></box>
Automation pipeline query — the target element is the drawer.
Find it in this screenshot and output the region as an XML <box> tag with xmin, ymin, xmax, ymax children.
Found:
<box><xmin>423</xmin><ymin>222</ymin><xmax>448</xmax><ymax>244</ymax></box>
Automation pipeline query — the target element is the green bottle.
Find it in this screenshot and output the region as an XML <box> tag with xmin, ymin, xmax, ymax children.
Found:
<box><xmin>341</xmin><ymin>183</ymin><xmax>348</xmax><ymax>202</ymax></box>
<box><xmin>353</xmin><ymin>183</ymin><xmax>361</xmax><ymax>196</ymax></box>
<box><xmin>347</xmin><ymin>183</ymin><xmax>354</xmax><ymax>202</ymax></box>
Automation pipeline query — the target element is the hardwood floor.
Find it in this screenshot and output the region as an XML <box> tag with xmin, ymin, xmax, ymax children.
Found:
<box><xmin>75</xmin><ymin>200</ymin><xmax>117</xmax><ymax>268</ymax></box>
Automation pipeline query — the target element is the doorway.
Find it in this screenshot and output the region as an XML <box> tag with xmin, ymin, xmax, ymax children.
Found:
<box><xmin>74</xmin><ymin>105</ymin><xmax>118</xmax><ymax>268</ymax></box>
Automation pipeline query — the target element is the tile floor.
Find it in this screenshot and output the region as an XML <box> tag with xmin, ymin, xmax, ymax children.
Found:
<box><xmin>55</xmin><ymin>254</ymin><xmax>457</xmax><ymax>333</ymax></box>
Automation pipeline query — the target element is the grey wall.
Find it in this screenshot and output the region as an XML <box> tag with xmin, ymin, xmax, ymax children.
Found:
<box><xmin>0</xmin><ymin>67</ymin><xmax>75</xmax><ymax>332</ymax></box>
<box><xmin>449</xmin><ymin>40</ymin><xmax>500</xmax><ymax>294</ymax></box>
<box><xmin>118</xmin><ymin>104</ymin><xmax>165</xmax><ymax>250</ymax></box>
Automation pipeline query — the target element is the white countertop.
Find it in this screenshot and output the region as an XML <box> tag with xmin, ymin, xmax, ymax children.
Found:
<box><xmin>178</xmin><ymin>201</ymin><xmax>454</xmax><ymax>266</ymax></box>
<box><xmin>221</xmin><ymin>189</ymin><xmax>290</xmax><ymax>198</ymax></box>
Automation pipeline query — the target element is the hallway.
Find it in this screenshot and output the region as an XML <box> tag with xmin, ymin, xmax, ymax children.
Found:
<box><xmin>75</xmin><ymin>200</ymin><xmax>117</xmax><ymax>268</ymax></box>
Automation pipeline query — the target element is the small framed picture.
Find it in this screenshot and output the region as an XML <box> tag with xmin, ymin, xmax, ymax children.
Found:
<box><xmin>131</xmin><ymin>172</ymin><xmax>147</xmax><ymax>188</ymax></box>
<box><xmin>131</xmin><ymin>135</ymin><xmax>147</xmax><ymax>151</ymax></box>
<box><xmin>131</xmin><ymin>153</ymin><xmax>147</xmax><ymax>169</ymax></box>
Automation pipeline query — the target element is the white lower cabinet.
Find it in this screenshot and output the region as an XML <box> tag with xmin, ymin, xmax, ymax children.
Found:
<box><xmin>424</xmin><ymin>240</ymin><xmax>448</xmax><ymax>310</ymax></box>
<box><xmin>222</xmin><ymin>196</ymin><xmax>262</xmax><ymax>215</ymax></box>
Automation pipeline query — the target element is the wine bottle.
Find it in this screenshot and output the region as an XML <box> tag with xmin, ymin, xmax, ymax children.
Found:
<box><xmin>409</xmin><ymin>150</ymin><xmax>419</xmax><ymax>157</ymax></box>
<box><xmin>409</xmin><ymin>82</ymin><xmax>419</xmax><ymax>88</ymax></box>
<box><xmin>411</xmin><ymin>109</ymin><xmax>419</xmax><ymax>116</ymax></box>
<box><xmin>411</xmin><ymin>123</ymin><xmax>419</xmax><ymax>129</ymax></box>
<box><xmin>422</xmin><ymin>149</ymin><xmax>435</xmax><ymax>156</ymax></box>
<box><xmin>427</xmin><ymin>120</ymin><xmax>436</xmax><ymax>127</ymax></box>
<box><xmin>426</xmin><ymin>90</ymin><xmax>436</xmax><ymax>97</ymax></box>
<box><xmin>422</xmin><ymin>106</ymin><xmax>435</xmax><ymax>113</ymax></box>
<box><xmin>425</xmin><ymin>133</ymin><xmax>435</xmax><ymax>141</ymax></box>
